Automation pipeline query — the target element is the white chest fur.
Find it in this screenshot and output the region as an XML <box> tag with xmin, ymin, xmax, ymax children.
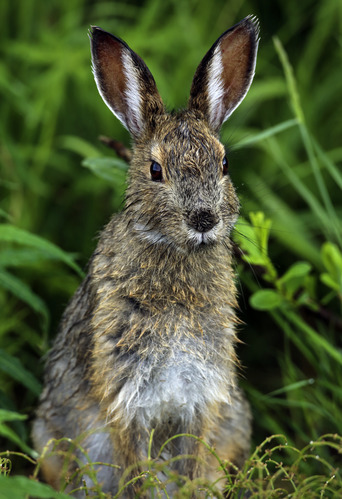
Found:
<box><xmin>106</xmin><ymin>337</ymin><xmax>233</xmax><ymax>430</ymax></box>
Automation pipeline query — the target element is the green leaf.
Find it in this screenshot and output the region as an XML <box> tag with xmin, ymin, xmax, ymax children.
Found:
<box><xmin>321</xmin><ymin>242</ymin><xmax>342</xmax><ymax>276</ymax></box>
<box><xmin>321</xmin><ymin>273</ymin><xmax>340</xmax><ymax>293</ymax></box>
<box><xmin>277</xmin><ymin>261</ymin><xmax>312</xmax><ymax>298</ymax></box>
<box><xmin>264</xmin><ymin>378</ymin><xmax>315</xmax><ymax>398</ymax></box>
<box><xmin>0</xmin><ymin>269</ymin><xmax>49</xmax><ymax>324</ymax></box>
<box><xmin>232</xmin><ymin>118</ymin><xmax>299</xmax><ymax>150</ymax></box>
<box><xmin>235</xmin><ymin>213</ymin><xmax>277</xmax><ymax>281</ymax></box>
<box><xmin>82</xmin><ymin>157</ymin><xmax>128</xmax><ymax>184</ymax></box>
<box><xmin>58</xmin><ymin>134</ymin><xmax>102</xmax><ymax>158</ymax></box>
<box><xmin>250</xmin><ymin>289</ymin><xmax>283</xmax><ymax>310</ymax></box>
<box><xmin>0</xmin><ymin>474</ymin><xmax>70</xmax><ymax>499</ymax></box>
<box><xmin>0</xmin><ymin>410</ymin><xmax>27</xmax><ymax>424</ymax></box>
<box><xmin>0</xmin><ymin>248</ymin><xmax>60</xmax><ymax>267</ymax></box>
<box><xmin>320</xmin><ymin>242</ymin><xmax>342</xmax><ymax>294</ymax></box>
<box><xmin>273</xmin><ymin>37</ymin><xmax>305</xmax><ymax>124</ymax></box>
<box><xmin>0</xmin><ymin>423</ymin><xmax>34</xmax><ymax>456</ymax></box>
<box><xmin>0</xmin><ymin>225</ymin><xmax>83</xmax><ymax>277</ymax></box>
<box><xmin>286</xmin><ymin>310</ymin><xmax>342</xmax><ymax>366</ymax></box>
<box><xmin>0</xmin><ymin>349</ymin><xmax>42</xmax><ymax>395</ymax></box>
<box><xmin>279</xmin><ymin>262</ymin><xmax>312</xmax><ymax>284</ymax></box>
<box><xmin>249</xmin><ymin>212</ymin><xmax>272</xmax><ymax>256</ymax></box>
<box><xmin>235</xmin><ymin>218</ymin><xmax>267</xmax><ymax>265</ymax></box>
<box><xmin>0</xmin><ymin>208</ymin><xmax>12</xmax><ymax>221</ymax></box>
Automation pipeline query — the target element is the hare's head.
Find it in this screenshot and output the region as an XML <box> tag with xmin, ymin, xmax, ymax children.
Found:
<box><xmin>90</xmin><ymin>17</ymin><xmax>259</xmax><ymax>252</ymax></box>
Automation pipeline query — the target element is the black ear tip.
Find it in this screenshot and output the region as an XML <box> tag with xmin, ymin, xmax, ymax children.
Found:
<box><xmin>88</xmin><ymin>26</ymin><xmax>129</xmax><ymax>51</ymax></box>
<box><xmin>89</xmin><ymin>25</ymin><xmax>108</xmax><ymax>39</ymax></box>
<box><xmin>88</xmin><ymin>26</ymin><xmax>101</xmax><ymax>42</ymax></box>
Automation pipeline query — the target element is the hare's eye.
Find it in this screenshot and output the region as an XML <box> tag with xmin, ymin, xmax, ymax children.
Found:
<box><xmin>150</xmin><ymin>161</ymin><xmax>163</xmax><ymax>182</ymax></box>
<box><xmin>222</xmin><ymin>156</ymin><xmax>229</xmax><ymax>175</ymax></box>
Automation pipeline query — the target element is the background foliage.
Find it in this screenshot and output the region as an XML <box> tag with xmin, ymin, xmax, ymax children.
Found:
<box><xmin>1</xmin><ymin>0</ymin><xmax>341</xmax><ymax>495</ymax></box>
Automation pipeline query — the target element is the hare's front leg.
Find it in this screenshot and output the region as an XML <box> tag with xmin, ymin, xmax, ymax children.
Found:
<box><xmin>111</xmin><ymin>420</ymin><xmax>206</xmax><ymax>497</ymax></box>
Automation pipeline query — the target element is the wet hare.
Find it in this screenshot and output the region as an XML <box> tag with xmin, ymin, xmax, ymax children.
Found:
<box><xmin>33</xmin><ymin>16</ymin><xmax>259</xmax><ymax>496</ymax></box>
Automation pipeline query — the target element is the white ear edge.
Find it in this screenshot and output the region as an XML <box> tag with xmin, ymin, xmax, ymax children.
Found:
<box><xmin>207</xmin><ymin>46</ymin><xmax>225</xmax><ymax>131</ymax></box>
<box><xmin>121</xmin><ymin>50</ymin><xmax>143</xmax><ymax>135</ymax></box>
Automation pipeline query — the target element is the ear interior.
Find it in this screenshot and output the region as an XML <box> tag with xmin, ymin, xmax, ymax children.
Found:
<box><xmin>90</xmin><ymin>29</ymin><xmax>127</xmax><ymax>125</ymax></box>
<box><xmin>90</xmin><ymin>27</ymin><xmax>164</xmax><ymax>138</ymax></box>
<box><xmin>189</xmin><ymin>16</ymin><xmax>260</xmax><ymax>131</ymax></box>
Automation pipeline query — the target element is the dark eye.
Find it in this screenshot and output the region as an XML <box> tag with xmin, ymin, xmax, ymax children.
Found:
<box><xmin>222</xmin><ymin>156</ymin><xmax>229</xmax><ymax>175</ymax></box>
<box><xmin>150</xmin><ymin>161</ymin><xmax>163</xmax><ymax>182</ymax></box>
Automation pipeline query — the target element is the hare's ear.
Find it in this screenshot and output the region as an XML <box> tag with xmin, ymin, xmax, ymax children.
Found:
<box><xmin>90</xmin><ymin>27</ymin><xmax>164</xmax><ymax>139</ymax></box>
<box><xmin>188</xmin><ymin>16</ymin><xmax>259</xmax><ymax>132</ymax></box>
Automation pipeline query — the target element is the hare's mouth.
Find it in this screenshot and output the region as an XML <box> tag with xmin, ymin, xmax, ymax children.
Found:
<box><xmin>187</xmin><ymin>226</ymin><xmax>219</xmax><ymax>247</ymax></box>
<box><xmin>133</xmin><ymin>220</ymin><xmax>225</xmax><ymax>251</ymax></box>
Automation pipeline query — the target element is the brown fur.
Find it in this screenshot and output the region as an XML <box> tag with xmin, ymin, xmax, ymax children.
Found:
<box><xmin>32</xmin><ymin>16</ymin><xmax>259</xmax><ymax>497</ymax></box>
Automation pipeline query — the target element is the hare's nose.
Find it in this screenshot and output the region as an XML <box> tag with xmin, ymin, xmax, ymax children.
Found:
<box><xmin>188</xmin><ymin>210</ymin><xmax>219</xmax><ymax>233</ymax></box>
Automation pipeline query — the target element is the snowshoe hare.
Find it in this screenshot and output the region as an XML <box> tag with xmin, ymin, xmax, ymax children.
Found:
<box><xmin>33</xmin><ymin>15</ymin><xmax>259</xmax><ymax>497</ymax></box>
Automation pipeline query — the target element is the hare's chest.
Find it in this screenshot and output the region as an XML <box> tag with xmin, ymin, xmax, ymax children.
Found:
<box><xmin>141</xmin><ymin>362</ymin><xmax>227</xmax><ymax>426</ymax></box>
<box><xmin>112</xmin><ymin>337</ymin><xmax>231</xmax><ymax>429</ymax></box>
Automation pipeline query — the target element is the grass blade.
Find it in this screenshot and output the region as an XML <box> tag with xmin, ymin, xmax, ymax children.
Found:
<box><xmin>0</xmin><ymin>225</ymin><xmax>83</xmax><ymax>277</ymax></box>
<box><xmin>0</xmin><ymin>349</ymin><xmax>42</xmax><ymax>395</ymax></box>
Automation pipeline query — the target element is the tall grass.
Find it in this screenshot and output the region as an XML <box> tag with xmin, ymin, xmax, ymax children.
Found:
<box><xmin>0</xmin><ymin>0</ymin><xmax>341</xmax><ymax>495</ymax></box>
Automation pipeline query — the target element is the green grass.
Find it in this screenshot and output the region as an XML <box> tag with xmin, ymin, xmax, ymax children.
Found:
<box><xmin>1</xmin><ymin>0</ymin><xmax>342</xmax><ymax>496</ymax></box>
<box><xmin>1</xmin><ymin>433</ymin><xmax>342</xmax><ymax>497</ymax></box>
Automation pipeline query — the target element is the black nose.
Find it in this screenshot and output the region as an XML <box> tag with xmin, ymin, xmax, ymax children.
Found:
<box><xmin>188</xmin><ymin>210</ymin><xmax>219</xmax><ymax>233</ymax></box>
